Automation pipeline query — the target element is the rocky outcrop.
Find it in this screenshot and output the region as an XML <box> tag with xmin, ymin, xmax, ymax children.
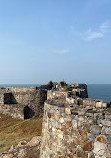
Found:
<box><xmin>0</xmin><ymin>136</ymin><xmax>41</xmax><ymax>158</ymax></box>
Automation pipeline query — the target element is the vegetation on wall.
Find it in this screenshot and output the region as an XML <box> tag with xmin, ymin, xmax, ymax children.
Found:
<box><xmin>64</xmin><ymin>85</ymin><xmax>72</xmax><ymax>91</ymax></box>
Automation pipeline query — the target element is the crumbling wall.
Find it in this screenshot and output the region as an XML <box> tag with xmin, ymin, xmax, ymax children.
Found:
<box><xmin>40</xmin><ymin>102</ymin><xmax>111</xmax><ymax>158</ymax></box>
<box><xmin>71</xmin><ymin>84</ymin><xmax>88</xmax><ymax>98</ymax></box>
<box><xmin>0</xmin><ymin>93</ymin><xmax>4</xmax><ymax>105</ymax></box>
<box><xmin>47</xmin><ymin>90</ymin><xmax>66</xmax><ymax>100</ymax></box>
<box><xmin>0</xmin><ymin>88</ymin><xmax>47</xmax><ymax>119</ymax></box>
<box><xmin>9</xmin><ymin>87</ymin><xmax>36</xmax><ymax>104</ymax></box>
<box><xmin>0</xmin><ymin>104</ymin><xmax>24</xmax><ymax>119</ymax></box>
<box><xmin>71</xmin><ymin>83</ymin><xmax>87</xmax><ymax>89</ymax></box>
<box><xmin>66</xmin><ymin>96</ymin><xmax>110</xmax><ymax>108</ymax></box>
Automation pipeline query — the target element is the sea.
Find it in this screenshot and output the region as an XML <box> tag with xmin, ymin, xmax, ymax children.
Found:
<box><xmin>87</xmin><ymin>84</ymin><xmax>111</xmax><ymax>102</ymax></box>
<box><xmin>0</xmin><ymin>84</ymin><xmax>111</xmax><ymax>102</ymax></box>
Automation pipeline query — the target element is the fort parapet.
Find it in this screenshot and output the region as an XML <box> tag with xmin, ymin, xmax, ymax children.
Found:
<box><xmin>40</xmin><ymin>97</ymin><xmax>111</xmax><ymax>158</ymax></box>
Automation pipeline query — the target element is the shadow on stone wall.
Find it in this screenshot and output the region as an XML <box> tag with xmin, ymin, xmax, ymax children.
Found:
<box><xmin>4</xmin><ymin>93</ymin><xmax>18</xmax><ymax>104</ymax></box>
<box><xmin>24</xmin><ymin>106</ymin><xmax>35</xmax><ymax>119</ymax></box>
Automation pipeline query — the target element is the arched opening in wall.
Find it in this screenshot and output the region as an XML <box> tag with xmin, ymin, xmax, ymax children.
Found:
<box><xmin>24</xmin><ymin>106</ymin><xmax>35</xmax><ymax>119</ymax></box>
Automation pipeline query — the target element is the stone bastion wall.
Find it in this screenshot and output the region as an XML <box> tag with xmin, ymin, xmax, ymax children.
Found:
<box><xmin>47</xmin><ymin>90</ymin><xmax>110</xmax><ymax>109</ymax></box>
<box><xmin>47</xmin><ymin>90</ymin><xmax>66</xmax><ymax>100</ymax></box>
<box><xmin>40</xmin><ymin>100</ymin><xmax>111</xmax><ymax>158</ymax></box>
<box><xmin>0</xmin><ymin>87</ymin><xmax>47</xmax><ymax>119</ymax></box>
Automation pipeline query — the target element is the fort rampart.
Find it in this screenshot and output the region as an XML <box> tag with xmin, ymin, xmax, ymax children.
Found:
<box><xmin>47</xmin><ymin>90</ymin><xmax>66</xmax><ymax>100</ymax></box>
<box><xmin>40</xmin><ymin>100</ymin><xmax>111</xmax><ymax>158</ymax></box>
<box><xmin>0</xmin><ymin>87</ymin><xmax>47</xmax><ymax>119</ymax></box>
<box><xmin>0</xmin><ymin>82</ymin><xmax>88</xmax><ymax>120</ymax></box>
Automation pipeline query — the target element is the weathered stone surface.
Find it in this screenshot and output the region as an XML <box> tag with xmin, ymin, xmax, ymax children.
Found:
<box><xmin>90</xmin><ymin>125</ymin><xmax>100</xmax><ymax>135</ymax></box>
<box><xmin>87</xmin><ymin>152</ymin><xmax>95</xmax><ymax>158</ymax></box>
<box><xmin>0</xmin><ymin>154</ymin><xmax>13</xmax><ymax>158</ymax></box>
<box><xmin>66</xmin><ymin>121</ymin><xmax>72</xmax><ymax>127</ymax></box>
<box><xmin>65</xmin><ymin>108</ymin><xmax>71</xmax><ymax>114</ymax></box>
<box><xmin>83</xmin><ymin>123</ymin><xmax>90</xmax><ymax>132</ymax></box>
<box><xmin>101</xmin><ymin>126</ymin><xmax>111</xmax><ymax>135</ymax></box>
<box><xmin>101</xmin><ymin>120</ymin><xmax>111</xmax><ymax>126</ymax></box>
<box><xmin>48</xmin><ymin>112</ymin><xmax>51</xmax><ymax>118</ymax></box>
<box><xmin>73</xmin><ymin>138</ymin><xmax>80</xmax><ymax>145</ymax></box>
<box><xmin>59</xmin><ymin>117</ymin><xmax>65</xmax><ymax>124</ymax></box>
<box><xmin>96</xmin><ymin>102</ymin><xmax>102</xmax><ymax>108</ymax></box>
<box><xmin>105</xmin><ymin>114</ymin><xmax>111</xmax><ymax>119</ymax></box>
<box><xmin>87</xmin><ymin>133</ymin><xmax>94</xmax><ymax>142</ymax></box>
<box><xmin>0</xmin><ymin>88</ymin><xmax>47</xmax><ymax>119</ymax></box>
<box><xmin>106</xmin><ymin>135</ymin><xmax>111</xmax><ymax>144</ymax></box>
<box><xmin>83</xmin><ymin>141</ymin><xmax>92</xmax><ymax>151</ymax></box>
<box><xmin>57</xmin><ymin>129</ymin><xmax>64</xmax><ymax>139</ymax></box>
<box><xmin>96</xmin><ymin>136</ymin><xmax>106</xmax><ymax>144</ymax></box>
<box><xmin>27</xmin><ymin>136</ymin><xmax>41</xmax><ymax>147</ymax></box>
<box><xmin>40</xmin><ymin>101</ymin><xmax>111</xmax><ymax>158</ymax></box>
<box><xmin>18</xmin><ymin>149</ymin><xmax>27</xmax><ymax>158</ymax></box>
<box><xmin>71</xmin><ymin>129</ymin><xmax>79</xmax><ymax>136</ymax></box>
<box><xmin>79</xmin><ymin>130</ymin><xmax>87</xmax><ymax>140</ymax></box>
<box><xmin>76</xmin><ymin>151</ymin><xmax>88</xmax><ymax>158</ymax></box>
<box><xmin>93</xmin><ymin>141</ymin><xmax>109</xmax><ymax>157</ymax></box>
<box><xmin>78</xmin><ymin>116</ymin><xmax>84</xmax><ymax>122</ymax></box>
<box><xmin>72</xmin><ymin>120</ymin><xmax>78</xmax><ymax>129</ymax></box>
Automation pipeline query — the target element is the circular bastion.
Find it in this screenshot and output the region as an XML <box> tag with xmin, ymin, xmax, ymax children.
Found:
<box><xmin>40</xmin><ymin>98</ymin><xmax>111</xmax><ymax>158</ymax></box>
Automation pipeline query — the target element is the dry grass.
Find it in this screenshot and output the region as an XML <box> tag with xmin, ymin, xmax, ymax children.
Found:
<box><xmin>0</xmin><ymin>114</ymin><xmax>42</xmax><ymax>154</ymax></box>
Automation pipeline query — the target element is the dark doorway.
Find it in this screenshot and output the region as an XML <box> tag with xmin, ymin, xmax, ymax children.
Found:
<box><xmin>24</xmin><ymin>106</ymin><xmax>35</xmax><ymax>119</ymax></box>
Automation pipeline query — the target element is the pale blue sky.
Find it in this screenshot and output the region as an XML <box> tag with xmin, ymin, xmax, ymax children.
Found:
<box><xmin>0</xmin><ymin>0</ymin><xmax>111</xmax><ymax>84</ymax></box>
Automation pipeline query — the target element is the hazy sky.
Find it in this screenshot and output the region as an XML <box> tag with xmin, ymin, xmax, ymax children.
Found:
<box><xmin>0</xmin><ymin>0</ymin><xmax>111</xmax><ymax>84</ymax></box>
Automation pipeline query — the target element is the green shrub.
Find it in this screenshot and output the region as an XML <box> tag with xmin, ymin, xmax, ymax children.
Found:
<box><xmin>64</xmin><ymin>85</ymin><xmax>72</xmax><ymax>91</ymax></box>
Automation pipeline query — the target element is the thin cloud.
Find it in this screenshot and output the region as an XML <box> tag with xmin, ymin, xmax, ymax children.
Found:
<box><xmin>85</xmin><ymin>29</ymin><xmax>104</xmax><ymax>41</ymax></box>
<box><xmin>70</xmin><ymin>22</ymin><xmax>110</xmax><ymax>41</ymax></box>
<box><xmin>84</xmin><ymin>22</ymin><xmax>110</xmax><ymax>41</ymax></box>
<box><xmin>99</xmin><ymin>22</ymin><xmax>110</xmax><ymax>33</ymax></box>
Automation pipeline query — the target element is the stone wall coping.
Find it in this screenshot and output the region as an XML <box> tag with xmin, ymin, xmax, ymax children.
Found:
<box><xmin>67</xmin><ymin>96</ymin><xmax>110</xmax><ymax>104</ymax></box>
<box><xmin>45</xmin><ymin>101</ymin><xmax>111</xmax><ymax>115</ymax></box>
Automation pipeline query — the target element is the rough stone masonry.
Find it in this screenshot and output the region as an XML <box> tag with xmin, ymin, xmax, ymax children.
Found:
<box><xmin>0</xmin><ymin>81</ymin><xmax>111</xmax><ymax>158</ymax></box>
<box><xmin>40</xmin><ymin>84</ymin><xmax>111</xmax><ymax>158</ymax></box>
<box><xmin>0</xmin><ymin>82</ymin><xmax>88</xmax><ymax>120</ymax></box>
<box><xmin>0</xmin><ymin>87</ymin><xmax>47</xmax><ymax>119</ymax></box>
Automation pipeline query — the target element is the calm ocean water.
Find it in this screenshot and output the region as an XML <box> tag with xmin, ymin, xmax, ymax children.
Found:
<box><xmin>0</xmin><ymin>84</ymin><xmax>111</xmax><ymax>102</ymax></box>
<box><xmin>88</xmin><ymin>84</ymin><xmax>111</xmax><ymax>102</ymax></box>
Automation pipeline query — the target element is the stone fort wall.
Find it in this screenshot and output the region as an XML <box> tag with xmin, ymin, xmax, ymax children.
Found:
<box><xmin>0</xmin><ymin>83</ymin><xmax>89</xmax><ymax>120</ymax></box>
<box><xmin>47</xmin><ymin>90</ymin><xmax>66</xmax><ymax>100</ymax></box>
<box><xmin>40</xmin><ymin>101</ymin><xmax>111</xmax><ymax>158</ymax></box>
<box><xmin>0</xmin><ymin>87</ymin><xmax>47</xmax><ymax>119</ymax></box>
